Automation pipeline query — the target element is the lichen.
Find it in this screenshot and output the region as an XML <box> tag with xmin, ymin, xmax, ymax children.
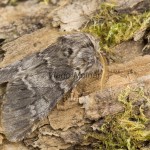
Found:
<box><xmin>83</xmin><ymin>3</ymin><xmax>150</xmax><ymax>52</ymax></box>
<box><xmin>85</xmin><ymin>87</ymin><xmax>150</xmax><ymax>150</ymax></box>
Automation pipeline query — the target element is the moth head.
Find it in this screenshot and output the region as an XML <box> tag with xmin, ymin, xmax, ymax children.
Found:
<box><xmin>58</xmin><ymin>33</ymin><xmax>102</xmax><ymax>74</ymax></box>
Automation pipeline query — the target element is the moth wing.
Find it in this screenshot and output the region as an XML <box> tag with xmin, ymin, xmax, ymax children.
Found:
<box><xmin>1</xmin><ymin>63</ymin><xmax>75</xmax><ymax>142</ymax></box>
<box><xmin>0</xmin><ymin>62</ymin><xmax>21</xmax><ymax>84</ymax></box>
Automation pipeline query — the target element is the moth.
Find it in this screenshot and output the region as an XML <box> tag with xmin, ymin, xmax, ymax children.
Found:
<box><xmin>0</xmin><ymin>33</ymin><xmax>102</xmax><ymax>142</ymax></box>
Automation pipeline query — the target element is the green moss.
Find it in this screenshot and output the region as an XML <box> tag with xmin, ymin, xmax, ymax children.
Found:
<box><xmin>83</xmin><ymin>3</ymin><xmax>150</xmax><ymax>52</ymax></box>
<box><xmin>43</xmin><ymin>0</ymin><xmax>50</xmax><ymax>4</ymax></box>
<box><xmin>9</xmin><ymin>0</ymin><xmax>17</xmax><ymax>5</ymax></box>
<box><xmin>85</xmin><ymin>87</ymin><xmax>150</xmax><ymax>150</ymax></box>
<box><xmin>84</xmin><ymin>6</ymin><xmax>150</xmax><ymax>149</ymax></box>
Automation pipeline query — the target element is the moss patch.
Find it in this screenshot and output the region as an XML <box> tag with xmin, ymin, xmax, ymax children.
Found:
<box><xmin>83</xmin><ymin>3</ymin><xmax>150</xmax><ymax>52</ymax></box>
<box><xmin>85</xmin><ymin>87</ymin><xmax>150</xmax><ymax>150</ymax></box>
